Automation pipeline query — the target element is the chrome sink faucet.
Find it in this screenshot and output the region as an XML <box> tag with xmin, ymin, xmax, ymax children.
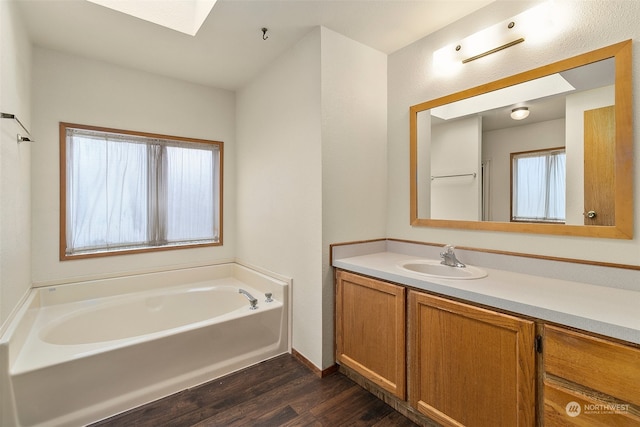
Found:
<box><xmin>440</xmin><ymin>245</ymin><xmax>466</xmax><ymax>268</ymax></box>
<box><xmin>239</xmin><ymin>289</ymin><xmax>258</xmax><ymax>310</ymax></box>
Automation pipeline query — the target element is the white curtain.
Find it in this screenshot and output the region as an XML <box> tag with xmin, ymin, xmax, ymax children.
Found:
<box><xmin>512</xmin><ymin>151</ymin><xmax>565</xmax><ymax>222</ymax></box>
<box><xmin>66</xmin><ymin>128</ymin><xmax>219</xmax><ymax>255</ymax></box>
<box><xmin>165</xmin><ymin>145</ymin><xmax>217</xmax><ymax>243</ymax></box>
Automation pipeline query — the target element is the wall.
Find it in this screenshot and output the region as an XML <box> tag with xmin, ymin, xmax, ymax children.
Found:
<box><xmin>320</xmin><ymin>28</ymin><xmax>387</xmax><ymax>367</ymax></box>
<box><xmin>30</xmin><ymin>48</ymin><xmax>236</xmax><ymax>286</ymax></box>
<box><xmin>0</xmin><ymin>0</ymin><xmax>32</xmax><ymax>329</ymax></box>
<box><xmin>237</xmin><ymin>27</ymin><xmax>387</xmax><ymax>369</ymax></box>
<box><xmin>483</xmin><ymin>118</ymin><xmax>565</xmax><ymax>222</ymax></box>
<box><xmin>430</xmin><ymin>116</ymin><xmax>482</xmax><ymax>220</ymax></box>
<box><xmin>387</xmin><ymin>0</ymin><xmax>640</xmax><ymax>265</ymax></box>
<box><xmin>236</xmin><ymin>28</ymin><xmax>323</xmax><ymax>367</ymax></box>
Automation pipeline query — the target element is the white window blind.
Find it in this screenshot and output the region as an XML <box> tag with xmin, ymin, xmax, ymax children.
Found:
<box><xmin>63</xmin><ymin>125</ymin><xmax>221</xmax><ymax>257</ymax></box>
<box><xmin>512</xmin><ymin>149</ymin><xmax>566</xmax><ymax>223</ymax></box>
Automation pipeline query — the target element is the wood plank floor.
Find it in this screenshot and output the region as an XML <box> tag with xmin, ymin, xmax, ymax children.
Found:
<box><xmin>91</xmin><ymin>353</ymin><xmax>419</xmax><ymax>426</ymax></box>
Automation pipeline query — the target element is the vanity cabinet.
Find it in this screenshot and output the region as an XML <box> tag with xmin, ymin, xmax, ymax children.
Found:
<box><xmin>543</xmin><ymin>324</ymin><xmax>640</xmax><ymax>425</ymax></box>
<box><xmin>335</xmin><ymin>270</ymin><xmax>406</xmax><ymax>398</ymax></box>
<box><xmin>334</xmin><ymin>268</ymin><xmax>640</xmax><ymax>427</ymax></box>
<box><xmin>409</xmin><ymin>290</ymin><xmax>536</xmax><ymax>427</ymax></box>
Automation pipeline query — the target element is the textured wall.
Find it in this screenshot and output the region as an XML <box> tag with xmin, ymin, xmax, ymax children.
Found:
<box><xmin>30</xmin><ymin>48</ymin><xmax>236</xmax><ymax>286</ymax></box>
<box><xmin>388</xmin><ymin>0</ymin><xmax>640</xmax><ymax>265</ymax></box>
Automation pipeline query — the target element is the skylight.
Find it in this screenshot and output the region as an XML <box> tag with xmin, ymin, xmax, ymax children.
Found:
<box><xmin>86</xmin><ymin>0</ymin><xmax>217</xmax><ymax>36</ymax></box>
<box><xmin>431</xmin><ymin>73</ymin><xmax>576</xmax><ymax>120</ymax></box>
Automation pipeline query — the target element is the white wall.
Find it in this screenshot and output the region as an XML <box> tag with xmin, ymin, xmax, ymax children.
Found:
<box><xmin>30</xmin><ymin>48</ymin><xmax>236</xmax><ymax>286</ymax></box>
<box><xmin>483</xmin><ymin>119</ymin><xmax>565</xmax><ymax>222</ymax></box>
<box><xmin>0</xmin><ymin>0</ymin><xmax>32</xmax><ymax>329</ymax></box>
<box><xmin>236</xmin><ymin>28</ymin><xmax>324</xmax><ymax>368</ymax></box>
<box><xmin>431</xmin><ymin>116</ymin><xmax>482</xmax><ymax>220</ymax></box>
<box><xmin>320</xmin><ymin>28</ymin><xmax>387</xmax><ymax>367</ymax></box>
<box><xmin>388</xmin><ymin>0</ymin><xmax>640</xmax><ymax>265</ymax></box>
<box><xmin>237</xmin><ymin>27</ymin><xmax>387</xmax><ymax>370</ymax></box>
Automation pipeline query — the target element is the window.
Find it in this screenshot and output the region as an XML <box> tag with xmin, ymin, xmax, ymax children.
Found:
<box><xmin>60</xmin><ymin>123</ymin><xmax>222</xmax><ymax>259</ymax></box>
<box><xmin>511</xmin><ymin>148</ymin><xmax>565</xmax><ymax>223</ymax></box>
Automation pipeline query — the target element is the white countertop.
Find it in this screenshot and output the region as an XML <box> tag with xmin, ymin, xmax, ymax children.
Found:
<box><xmin>333</xmin><ymin>251</ymin><xmax>640</xmax><ymax>345</ymax></box>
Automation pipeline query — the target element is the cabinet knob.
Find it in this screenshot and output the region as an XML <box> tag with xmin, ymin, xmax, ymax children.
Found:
<box><xmin>586</xmin><ymin>210</ymin><xmax>597</xmax><ymax>219</ymax></box>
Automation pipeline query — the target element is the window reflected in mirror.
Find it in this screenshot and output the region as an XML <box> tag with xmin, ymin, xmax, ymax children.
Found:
<box><xmin>511</xmin><ymin>148</ymin><xmax>566</xmax><ymax>223</ymax></box>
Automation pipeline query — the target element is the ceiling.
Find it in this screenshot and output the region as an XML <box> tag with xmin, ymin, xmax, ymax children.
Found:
<box><xmin>474</xmin><ymin>57</ymin><xmax>615</xmax><ymax>131</ymax></box>
<box><xmin>16</xmin><ymin>0</ymin><xmax>494</xmax><ymax>91</ymax></box>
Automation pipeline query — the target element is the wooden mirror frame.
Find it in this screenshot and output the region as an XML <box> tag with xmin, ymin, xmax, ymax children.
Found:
<box><xmin>410</xmin><ymin>40</ymin><xmax>633</xmax><ymax>239</ymax></box>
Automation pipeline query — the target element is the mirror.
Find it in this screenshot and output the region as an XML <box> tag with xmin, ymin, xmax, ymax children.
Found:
<box><xmin>410</xmin><ymin>40</ymin><xmax>633</xmax><ymax>239</ymax></box>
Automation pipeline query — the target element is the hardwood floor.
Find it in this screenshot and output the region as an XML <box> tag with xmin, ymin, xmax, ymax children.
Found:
<box><xmin>91</xmin><ymin>353</ymin><xmax>419</xmax><ymax>426</ymax></box>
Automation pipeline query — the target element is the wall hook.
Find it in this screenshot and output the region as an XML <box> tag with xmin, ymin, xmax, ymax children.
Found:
<box><xmin>261</xmin><ymin>27</ymin><xmax>268</xmax><ymax>40</ymax></box>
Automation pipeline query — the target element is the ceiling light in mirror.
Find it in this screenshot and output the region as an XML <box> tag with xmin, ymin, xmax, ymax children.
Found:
<box><xmin>510</xmin><ymin>107</ymin><xmax>530</xmax><ymax>120</ymax></box>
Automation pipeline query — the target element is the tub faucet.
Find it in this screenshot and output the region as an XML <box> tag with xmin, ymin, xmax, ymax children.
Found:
<box><xmin>440</xmin><ymin>245</ymin><xmax>466</xmax><ymax>268</ymax></box>
<box><xmin>239</xmin><ymin>289</ymin><xmax>258</xmax><ymax>310</ymax></box>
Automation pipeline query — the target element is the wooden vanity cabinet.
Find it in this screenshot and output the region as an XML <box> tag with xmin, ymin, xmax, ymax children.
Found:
<box><xmin>334</xmin><ymin>269</ymin><xmax>640</xmax><ymax>427</ymax></box>
<box><xmin>409</xmin><ymin>290</ymin><xmax>536</xmax><ymax>427</ymax></box>
<box><xmin>543</xmin><ymin>324</ymin><xmax>640</xmax><ymax>426</ymax></box>
<box><xmin>335</xmin><ymin>270</ymin><xmax>406</xmax><ymax>398</ymax></box>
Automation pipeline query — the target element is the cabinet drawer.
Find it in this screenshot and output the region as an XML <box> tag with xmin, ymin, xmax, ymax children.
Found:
<box><xmin>544</xmin><ymin>325</ymin><xmax>640</xmax><ymax>406</ymax></box>
<box><xmin>544</xmin><ymin>380</ymin><xmax>640</xmax><ymax>426</ymax></box>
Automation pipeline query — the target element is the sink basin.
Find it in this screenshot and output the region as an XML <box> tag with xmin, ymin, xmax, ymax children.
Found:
<box><xmin>398</xmin><ymin>259</ymin><xmax>487</xmax><ymax>280</ymax></box>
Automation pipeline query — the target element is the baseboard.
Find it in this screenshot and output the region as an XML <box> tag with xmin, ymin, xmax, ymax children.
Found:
<box><xmin>291</xmin><ymin>348</ymin><xmax>337</xmax><ymax>378</ymax></box>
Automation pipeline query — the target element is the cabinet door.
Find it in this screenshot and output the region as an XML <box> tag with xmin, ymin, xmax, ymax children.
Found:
<box><xmin>335</xmin><ymin>270</ymin><xmax>406</xmax><ymax>399</ymax></box>
<box><xmin>409</xmin><ymin>291</ymin><xmax>536</xmax><ymax>427</ymax></box>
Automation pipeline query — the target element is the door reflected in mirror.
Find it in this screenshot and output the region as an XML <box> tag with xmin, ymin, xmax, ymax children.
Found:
<box><xmin>410</xmin><ymin>40</ymin><xmax>633</xmax><ymax>239</ymax></box>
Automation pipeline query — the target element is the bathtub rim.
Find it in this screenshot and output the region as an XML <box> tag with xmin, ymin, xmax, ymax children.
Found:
<box><xmin>13</xmin><ymin>277</ymin><xmax>287</xmax><ymax>376</ymax></box>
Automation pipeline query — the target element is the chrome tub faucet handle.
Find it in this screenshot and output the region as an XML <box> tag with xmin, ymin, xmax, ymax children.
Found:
<box><xmin>239</xmin><ymin>289</ymin><xmax>258</xmax><ymax>310</ymax></box>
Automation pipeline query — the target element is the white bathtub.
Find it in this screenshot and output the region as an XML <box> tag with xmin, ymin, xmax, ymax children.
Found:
<box><xmin>0</xmin><ymin>263</ymin><xmax>290</xmax><ymax>427</ymax></box>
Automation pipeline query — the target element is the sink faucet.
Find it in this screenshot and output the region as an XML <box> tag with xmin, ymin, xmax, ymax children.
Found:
<box><xmin>440</xmin><ymin>245</ymin><xmax>466</xmax><ymax>268</ymax></box>
<box><xmin>239</xmin><ymin>289</ymin><xmax>258</xmax><ymax>310</ymax></box>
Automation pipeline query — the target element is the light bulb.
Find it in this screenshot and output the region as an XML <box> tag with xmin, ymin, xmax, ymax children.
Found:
<box><xmin>511</xmin><ymin>107</ymin><xmax>530</xmax><ymax>120</ymax></box>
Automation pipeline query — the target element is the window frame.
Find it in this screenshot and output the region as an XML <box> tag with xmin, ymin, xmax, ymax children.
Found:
<box><xmin>59</xmin><ymin>122</ymin><xmax>223</xmax><ymax>260</ymax></box>
<box><xmin>510</xmin><ymin>147</ymin><xmax>566</xmax><ymax>224</ymax></box>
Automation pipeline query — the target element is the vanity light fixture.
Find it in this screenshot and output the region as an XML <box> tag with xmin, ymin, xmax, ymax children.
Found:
<box><xmin>510</xmin><ymin>107</ymin><xmax>530</xmax><ymax>120</ymax></box>
<box><xmin>462</xmin><ymin>27</ymin><xmax>524</xmax><ymax>65</ymax></box>
<box><xmin>433</xmin><ymin>1</ymin><xmax>557</xmax><ymax>74</ymax></box>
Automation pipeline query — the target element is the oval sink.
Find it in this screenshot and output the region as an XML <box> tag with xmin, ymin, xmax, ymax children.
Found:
<box><xmin>399</xmin><ymin>260</ymin><xmax>487</xmax><ymax>280</ymax></box>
